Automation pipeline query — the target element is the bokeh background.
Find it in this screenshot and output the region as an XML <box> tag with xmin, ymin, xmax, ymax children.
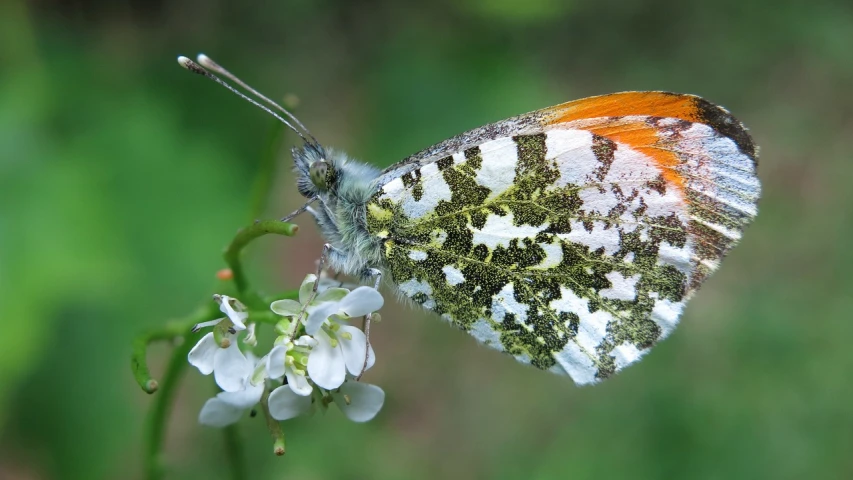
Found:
<box><xmin>2</xmin><ymin>0</ymin><xmax>852</xmax><ymax>478</ymax></box>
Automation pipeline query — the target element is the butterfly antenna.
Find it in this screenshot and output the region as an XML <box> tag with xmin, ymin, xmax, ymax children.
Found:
<box><xmin>195</xmin><ymin>53</ymin><xmax>321</xmax><ymax>148</ymax></box>
<box><xmin>177</xmin><ymin>55</ymin><xmax>316</xmax><ymax>148</ymax></box>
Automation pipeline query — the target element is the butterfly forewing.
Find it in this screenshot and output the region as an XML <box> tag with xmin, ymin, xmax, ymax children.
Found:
<box><xmin>365</xmin><ymin>92</ymin><xmax>759</xmax><ymax>385</ymax></box>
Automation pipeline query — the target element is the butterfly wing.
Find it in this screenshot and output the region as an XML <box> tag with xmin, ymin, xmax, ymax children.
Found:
<box><xmin>366</xmin><ymin>92</ymin><xmax>759</xmax><ymax>385</ymax></box>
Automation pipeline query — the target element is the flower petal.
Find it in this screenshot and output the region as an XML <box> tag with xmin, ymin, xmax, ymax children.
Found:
<box><xmin>307</xmin><ymin>330</ymin><xmax>346</xmax><ymax>390</ymax></box>
<box><xmin>304</xmin><ymin>302</ymin><xmax>338</xmax><ymax>335</ymax></box>
<box><xmin>270</xmin><ymin>299</ymin><xmax>302</xmax><ymax>317</ymax></box>
<box><xmin>285</xmin><ymin>368</ymin><xmax>313</xmax><ymax>396</ymax></box>
<box><xmin>333</xmin><ymin>382</ymin><xmax>385</xmax><ymax>422</ymax></box>
<box><xmin>216</xmin><ymin>382</ymin><xmax>264</xmax><ymax>409</ymax></box>
<box><xmin>213</xmin><ymin>340</ymin><xmax>251</xmax><ymax>392</ymax></box>
<box><xmin>338</xmin><ymin>325</ymin><xmax>371</xmax><ymax>375</ymax></box>
<box><xmin>315</xmin><ymin>287</ymin><xmax>349</xmax><ymax>304</ymax></box>
<box><xmin>188</xmin><ymin>333</ymin><xmax>218</xmax><ymax>375</ymax></box>
<box><xmin>268</xmin><ymin>385</ymin><xmax>313</xmax><ymax>421</ymax></box>
<box><xmin>246</xmin><ymin>351</ymin><xmax>261</xmax><ymax>367</ymax></box>
<box><xmin>294</xmin><ymin>335</ymin><xmax>318</xmax><ymax>348</ymax></box>
<box><xmin>243</xmin><ymin>323</ymin><xmax>257</xmax><ymax>347</ymax></box>
<box><xmin>336</xmin><ymin>287</ymin><xmax>384</xmax><ymax>318</ymax></box>
<box><xmin>298</xmin><ymin>274</ymin><xmax>318</xmax><ymax>304</ymax></box>
<box><xmin>220</xmin><ymin>297</ymin><xmax>248</xmax><ymax>331</ymax></box>
<box><xmin>266</xmin><ymin>345</ymin><xmax>287</xmax><ymax>379</ymax></box>
<box><xmin>198</xmin><ymin>397</ymin><xmax>244</xmax><ymax>427</ymax></box>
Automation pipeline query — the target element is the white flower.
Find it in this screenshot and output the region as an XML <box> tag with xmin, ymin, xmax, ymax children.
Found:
<box><xmin>270</xmin><ymin>275</ymin><xmax>383</xmax><ymax>336</ymax></box>
<box><xmin>308</xmin><ymin>324</ymin><xmax>375</xmax><ymax>390</ymax></box>
<box><xmin>188</xmin><ymin>332</ymin><xmax>251</xmax><ymax>391</ymax></box>
<box><xmin>270</xmin><ymin>275</ymin><xmax>381</xmax><ymax>390</ymax></box>
<box><xmin>189</xmin><ymin>331</ymin><xmax>258</xmax><ymax>392</ymax></box>
<box><xmin>190</xmin><ymin>281</ymin><xmax>388</xmax><ymax>431</ymax></box>
<box><xmin>331</xmin><ymin>381</ymin><xmax>385</xmax><ymax>422</ymax></box>
<box><xmin>188</xmin><ymin>294</ymin><xmax>255</xmax><ymax>389</ymax></box>
<box><xmin>214</xmin><ymin>294</ymin><xmax>248</xmax><ymax>331</ymax></box>
<box><xmin>266</xmin><ymin>385</ymin><xmax>314</xmax><ymax>421</ymax></box>
<box><xmin>303</xmin><ymin>286</ymin><xmax>383</xmax><ymax>335</ymax></box>
<box><xmin>266</xmin><ymin>336</ymin><xmax>316</xmax><ymax>396</ymax></box>
<box><xmin>267</xmin><ymin>380</ymin><xmax>385</xmax><ymax>423</ymax></box>
<box><xmin>198</xmin><ymin>353</ymin><xmax>268</xmax><ymax>427</ymax></box>
<box><xmin>269</xmin><ymin>275</ymin><xmax>346</xmax><ymax>331</ymax></box>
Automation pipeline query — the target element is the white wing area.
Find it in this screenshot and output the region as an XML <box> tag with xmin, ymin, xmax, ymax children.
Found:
<box><xmin>369</xmin><ymin>119</ymin><xmax>758</xmax><ymax>385</ymax></box>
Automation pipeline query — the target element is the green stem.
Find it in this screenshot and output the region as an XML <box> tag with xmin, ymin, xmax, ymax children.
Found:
<box><xmin>131</xmin><ymin>308</ymin><xmax>218</xmax><ymax>393</ymax></box>
<box><xmin>223</xmin><ymin>220</ymin><xmax>299</xmax><ymax>299</ymax></box>
<box><xmin>138</xmin><ymin>304</ymin><xmax>218</xmax><ymax>479</ymax></box>
<box><xmin>131</xmin><ymin>336</ymin><xmax>163</xmax><ymax>394</ymax></box>
<box><xmin>144</xmin><ymin>332</ymin><xmax>193</xmax><ymax>480</ymax></box>
<box><xmin>260</xmin><ymin>387</ymin><xmax>286</xmax><ymax>456</ymax></box>
<box><xmin>223</xmin><ymin>421</ymin><xmax>246</xmax><ymax>479</ymax></box>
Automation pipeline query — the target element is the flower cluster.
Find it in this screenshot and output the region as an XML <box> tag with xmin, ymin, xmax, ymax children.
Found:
<box><xmin>187</xmin><ymin>274</ymin><xmax>385</xmax><ymax>427</ymax></box>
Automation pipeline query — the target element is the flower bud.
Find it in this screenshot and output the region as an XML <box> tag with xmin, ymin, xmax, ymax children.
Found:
<box><xmin>275</xmin><ymin>319</ymin><xmax>292</xmax><ymax>336</ymax></box>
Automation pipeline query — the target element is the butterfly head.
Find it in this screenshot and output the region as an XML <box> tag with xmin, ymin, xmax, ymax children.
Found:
<box><xmin>293</xmin><ymin>143</ymin><xmax>340</xmax><ymax>198</ymax></box>
<box><xmin>293</xmin><ymin>144</ymin><xmax>381</xmax><ymax>202</ymax></box>
<box><xmin>176</xmin><ymin>53</ymin><xmax>381</xmax><ymax>226</ymax></box>
<box><xmin>176</xmin><ymin>53</ymin><xmax>339</xmax><ymax>200</ymax></box>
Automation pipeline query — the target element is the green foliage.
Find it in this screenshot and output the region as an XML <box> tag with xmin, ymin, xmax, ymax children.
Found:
<box><xmin>1</xmin><ymin>0</ymin><xmax>852</xmax><ymax>478</ymax></box>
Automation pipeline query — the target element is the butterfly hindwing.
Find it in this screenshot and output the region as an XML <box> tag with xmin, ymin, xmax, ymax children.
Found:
<box><xmin>366</xmin><ymin>92</ymin><xmax>759</xmax><ymax>385</ymax></box>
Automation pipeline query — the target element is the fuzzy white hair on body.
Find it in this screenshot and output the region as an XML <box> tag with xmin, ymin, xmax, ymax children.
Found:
<box><xmin>292</xmin><ymin>146</ymin><xmax>388</xmax><ymax>280</ymax></box>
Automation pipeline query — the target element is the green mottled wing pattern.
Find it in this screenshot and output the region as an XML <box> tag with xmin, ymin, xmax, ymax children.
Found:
<box><xmin>365</xmin><ymin>104</ymin><xmax>759</xmax><ymax>384</ymax></box>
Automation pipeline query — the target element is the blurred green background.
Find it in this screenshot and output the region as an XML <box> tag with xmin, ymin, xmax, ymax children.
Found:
<box><xmin>2</xmin><ymin>0</ymin><xmax>852</xmax><ymax>478</ymax></box>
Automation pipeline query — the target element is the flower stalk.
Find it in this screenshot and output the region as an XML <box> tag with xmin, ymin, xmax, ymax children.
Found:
<box><xmin>260</xmin><ymin>387</ymin><xmax>286</xmax><ymax>456</ymax></box>
<box><xmin>144</xmin><ymin>331</ymin><xmax>194</xmax><ymax>480</ymax></box>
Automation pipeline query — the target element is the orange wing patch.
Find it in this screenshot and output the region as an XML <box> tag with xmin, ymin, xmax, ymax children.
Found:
<box><xmin>541</xmin><ymin>91</ymin><xmax>705</xmax><ymax>125</ymax></box>
<box><xmin>540</xmin><ymin>91</ymin><xmax>757</xmax><ymax>195</ymax></box>
<box><xmin>588</xmin><ymin>119</ymin><xmax>686</xmax><ymax>192</ymax></box>
<box><xmin>542</xmin><ymin>92</ymin><xmax>706</xmax><ymax>193</ymax></box>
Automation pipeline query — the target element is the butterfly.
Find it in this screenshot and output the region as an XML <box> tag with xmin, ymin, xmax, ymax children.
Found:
<box><xmin>179</xmin><ymin>54</ymin><xmax>760</xmax><ymax>385</ymax></box>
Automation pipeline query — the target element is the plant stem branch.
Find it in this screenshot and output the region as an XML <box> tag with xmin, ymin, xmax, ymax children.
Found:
<box><xmin>131</xmin><ymin>309</ymin><xmax>216</xmax><ymax>393</ymax></box>
<box><xmin>223</xmin><ymin>422</ymin><xmax>246</xmax><ymax>479</ymax></box>
<box><xmin>140</xmin><ymin>304</ymin><xmax>218</xmax><ymax>479</ymax></box>
<box><xmin>223</xmin><ymin>220</ymin><xmax>299</xmax><ymax>300</ymax></box>
<box><xmin>144</xmin><ymin>333</ymin><xmax>192</xmax><ymax>480</ymax></box>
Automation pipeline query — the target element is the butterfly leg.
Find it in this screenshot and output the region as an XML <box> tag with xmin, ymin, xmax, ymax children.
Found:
<box><xmin>312</xmin><ymin>243</ymin><xmax>333</xmax><ymax>293</ymax></box>
<box><xmin>357</xmin><ymin>268</ymin><xmax>382</xmax><ymax>380</ymax></box>
<box><xmin>293</xmin><ymin>243</ymin><xmax>333</xmax><ymax>336</ymax></box>
<box><xmin>280</xmin><ymin>196</ymin><xmax>318</xmax><ymax>223</ymax></box>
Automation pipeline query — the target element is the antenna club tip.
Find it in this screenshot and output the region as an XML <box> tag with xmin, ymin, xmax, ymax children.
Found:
<box><xmin>177</xmin><ymin>56</ymin><xmax>206</xmax><ymax>75</ymax></box>
<box><xmin>197</xmin><ymin>53</ymin><xmax>218</xmax><ymax>70</ymax></box>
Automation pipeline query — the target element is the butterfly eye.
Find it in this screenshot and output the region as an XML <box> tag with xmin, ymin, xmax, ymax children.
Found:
<box><xmin>309</xmin><ymin>160</ymin><xmax>330</xmax><ymax>189</ymax></box>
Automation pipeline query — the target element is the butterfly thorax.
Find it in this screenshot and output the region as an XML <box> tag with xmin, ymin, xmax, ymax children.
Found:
<box><xmin>293</xmin><ymin>145</ymin><xmax>386</xmax><ymax>278</ymax></box>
